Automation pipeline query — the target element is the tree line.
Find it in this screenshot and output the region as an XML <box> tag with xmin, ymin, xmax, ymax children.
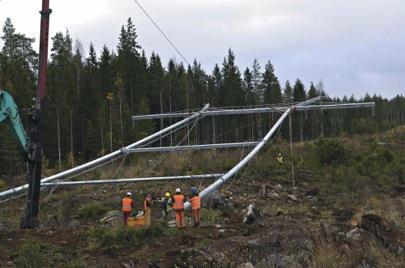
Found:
<box><xmin>0</xmin><ymin>17</ymin><xmax>404</xmax><ymax>177</ymax></box>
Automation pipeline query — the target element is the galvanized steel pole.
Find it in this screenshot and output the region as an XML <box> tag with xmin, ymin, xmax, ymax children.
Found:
<box><xmin>0</xmin><ymin>104</ymin><xmax>209</xmax><ymax>201</ymax></box>
<box><xmin>132</xmin><ymin>102</ymin><xmax>375</xmax><ymax>120</ymax></box>
<box><xmin>121</xmin><ymin>141</ymin><xmax>260</xmax><ymax>153</ymax></box>
<box><xmin>41</xmin><ymin>174</ymin><xmax>224</xmax><ymax>186</ymax></box>
<box><xmin>185</xmin><ymin>97</ymin><xmax>321</xmax><ymax>208</ymax></box>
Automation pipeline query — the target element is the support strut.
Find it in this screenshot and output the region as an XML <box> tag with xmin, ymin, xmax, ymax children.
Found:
<box><xmin>20</xmin><ymin>0</ymin><xmax>51</xmax><ymax>229</ymax></box>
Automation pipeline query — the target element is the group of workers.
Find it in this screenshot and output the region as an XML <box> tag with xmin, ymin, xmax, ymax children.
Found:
<box><xmin>121</xmin><ymin>153</ymin><xmax>283</xmax><ymax>228</ymax></box>
<box><xmin>121</xmin><ymin>186</ymin><xmax>201</xmax><ymax>229</ymax></box>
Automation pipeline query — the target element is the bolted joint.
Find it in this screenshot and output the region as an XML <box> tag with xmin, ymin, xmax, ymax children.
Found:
<box><xmin>39</xmin><ymin>9</ymin><xmax>52</xmax><ymax>17</ymax></box>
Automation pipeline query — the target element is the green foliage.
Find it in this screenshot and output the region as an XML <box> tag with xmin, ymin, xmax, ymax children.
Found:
<box><xmin>15</xmin><ymin>241</ymin><xmax>49</xmax><ymax>268</ymax></box>
<box><xmin>62</xmin><ymin>259</ymin><xmax>86</xmax><ymax>268</ymax></box>
<box><xmin>88</xmin><ymin>222</ymin><xmax>168</xmax><ymax>254</ymax></box>
<box><xmin>76</xmin><ymin>201</ymin><xmax>110</xmax><ymax>221</ymax></box>
<box><xmin>1</xmin><ymin>17</ymin><xmax>405</xmax><ymax>176</ymax></box>
<box><xmin>315</xmin><ymin>138</ymin><xmax>346</xmax><ymax>165</ymax></box>
<box><xmin>262</xmin><ymin>60</ymin><xmax>282</xmax><ymax>104</ymax></box>
<box><xmin>0</xmin><ymin>179</ymin><xmax>6</xmax><ymax>190</ymax></box>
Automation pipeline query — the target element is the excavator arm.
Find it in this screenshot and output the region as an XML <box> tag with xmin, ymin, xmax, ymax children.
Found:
<box><xmin>0</xmin><ymin>90</ymin><xmax>30</xmax><ymax>159</ymax></box>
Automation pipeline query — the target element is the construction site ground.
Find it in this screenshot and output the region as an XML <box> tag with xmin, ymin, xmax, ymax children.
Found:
<box><xmin>0</xmin><ymin>128</ymin><xmax>404</xmax><ymax>267</ymax></box>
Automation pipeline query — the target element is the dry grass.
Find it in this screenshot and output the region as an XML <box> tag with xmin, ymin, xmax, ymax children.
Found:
<box><xmin>312</xmin><ymin>242</ymin><xmax>350</xmax><ymax>268</ymax></box>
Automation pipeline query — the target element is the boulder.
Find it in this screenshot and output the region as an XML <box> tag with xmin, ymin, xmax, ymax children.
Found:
<box><xmin>243</xmin><ymin>203</ymin><xmax>259</xmax><ymax>224</ymax></box>
<box><xmin>345</xmin><ymin>228</ymin><xmax>362</xmax><ymax>242</ymax></box>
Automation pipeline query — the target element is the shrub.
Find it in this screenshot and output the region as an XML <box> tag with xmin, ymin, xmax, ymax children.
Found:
<box><xmin>0</xmin><ymin>179</ymin><xmax>6</xmax><ymax>190</ymax></box>
<box><xmin>15</xmin><ymin>241</ymin><xmax>49</xmax><ymax>268</ymax></box>
<box><xmin>76</xmin><ymin>202</ymin><xmax>110</xmax><ymax>221</ymax></box>
<box><xmin>315</xmin><ymin>138</ymin><xmax>346</xmax><ymax>165</ymax></box>
<box><xmin>62</xmin><ymin>259</ymin><xmax>86</xmax><ymax>268</ymax></box>
<box><xmin>89</xmin><ymin>222</ymin><xmax>168</xmax><ymax>254</ymax></box>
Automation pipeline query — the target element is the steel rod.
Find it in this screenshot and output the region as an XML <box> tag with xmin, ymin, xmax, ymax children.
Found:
<box><xmin>185</xmin><ymin>97</ymin><xmax>321</xmax><ymax>208</ymax></box>
<box><xmin>132</xmin><ymin>102</ymin><xmax>375</xmax><ymax>120</ymax></box>
<box><xmin>121</xmin><ymin>141</ymin><xmax>260</xmax><ymax>153</ymax></box>
<box><xmin>0</xmin><ymin>104</ymin><xmax>210</xmax><ymax>200</ymax></box>
<box><xmin>40</xmin><ymin>174</ymin><xmax>224</xmax><ymax>186</ymax></box>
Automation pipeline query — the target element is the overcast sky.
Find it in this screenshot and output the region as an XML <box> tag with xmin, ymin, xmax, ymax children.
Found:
<box><xmin>1</xmin><ymin>0</ymin><xmax>404</xmax><ymax>98</ymax></box>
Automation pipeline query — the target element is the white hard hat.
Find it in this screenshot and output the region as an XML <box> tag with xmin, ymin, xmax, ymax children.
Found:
<box><xmin>175</xmin><ymin>188</ymin><xmax>181</xmax><ymax>193</ymax></box>
<box><xmin>126</xmin><ymin>192</ymin><xmax>132</xmax><ymax>196</ymax></box>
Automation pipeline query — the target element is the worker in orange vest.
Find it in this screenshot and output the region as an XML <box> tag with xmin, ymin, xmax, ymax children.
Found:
<box><xmin>143</xmin><ymin>193</ymin><xmax>153</xmax><ymax>226</ymax></box>
<box><xmin>172</xmin><ymin>188</ymin><xmax>185</xmax><ymax>228</ymax></box>
<box><xmin>189</xmin><ymin>186</ymin><xmax>201</xmax><ymax>227</ymax></box>
<box><xmin>121</xmin><ymin>192</ymin><xmax>134</xmax><ymax>225</ymax></box>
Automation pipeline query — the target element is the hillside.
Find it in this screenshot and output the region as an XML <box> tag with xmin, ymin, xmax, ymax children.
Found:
<box><xmin>0</xmin><ymin>127</ymin><xmax>404</xmax><ymax>267</ymax></box>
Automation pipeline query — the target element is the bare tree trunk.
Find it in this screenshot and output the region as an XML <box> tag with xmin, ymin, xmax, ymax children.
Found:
<box><xmin>300</xmin><ymin>113</ymin><xmax>304</xmax><ymax>142</ymax></box>
<box><xmin>100</xmin><ymin>115</ymin><xmax>104</xmax><ymax>155</ymax></box>
<box><xmin>160</xmin><ymin>88</ymin><xmax>163</xmax><ymax>147</ymax></box>
<box><xmin>57</xmin><ymin>109</ymin><xmax>61</xmax><ymax>169</ymax></box>
<box><xmin>320</xmin><ymin>110</ymin><xmax>324</xmax><ymax>137</ymax></box>
<box><xmin>109</xmin><ymin>104</ymin><xmax>113</xmax><ymax>153</ymax></box>
<box><xmin>212</xmin><ymin>116</ymin><xmax>216</xmax><ymax>144</ymax></box>
<box><xmin>186</xmin><ymin>85</ymin><xmax>190</xmax><ymax>145</ymax></box>
<box><xmin>77</xmin><ymin>58</ymin><xmax>80</xmax><ymax>95</ymax></box>
<box><xmin>169</xmin><ymin>98</ymin><xmax>172</xmax><ymax>146</ymax></box>
<box><xmin>119</xmin><ymin>88</ymin><xmax>124</xmax><ymax>146</ymax></box>
<box><xmin>70</xmin><ymin>110</ymin><xmax>74</xmax><ymax>167</ymax></box>
<box><xmin>250</xmin><ymin>114</ymin><xmax>255</xmax><ymax>141</ymax></box>
<box><xmin>81</xmin><ymin>124</ymin><xmax>85</xmax><ymax>159</ymax></box>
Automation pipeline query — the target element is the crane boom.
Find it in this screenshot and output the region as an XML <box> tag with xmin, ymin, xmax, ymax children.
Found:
<box><xmin>0</xmin><ymin>90</ymin><xmax>30</xmax><ymax>157</ymax></box>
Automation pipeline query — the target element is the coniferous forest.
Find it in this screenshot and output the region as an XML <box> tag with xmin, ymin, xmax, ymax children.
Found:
<box><xmin>0</xmin><ymin>17</ymin><xmax>404</xmax><ymax>177</ymax></box>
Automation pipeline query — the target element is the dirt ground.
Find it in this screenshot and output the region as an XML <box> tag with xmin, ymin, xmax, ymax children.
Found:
<box><xmin>1</xmin><ymin>172</ymin><xmax>404</xmax><ymax>268</ymax></box>
<box><xmin>1</xmin><ymin>131</ymin><xmax>405</xmax><ymax>267</ymax></box>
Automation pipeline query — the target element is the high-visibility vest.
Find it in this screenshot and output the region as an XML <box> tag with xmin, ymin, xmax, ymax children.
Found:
<box><xmin>190</xmin><ymin>195</ymin><xmax>201</xmax><ymax>210</ymax></box>
<box><xmin>173</xmin><ymin>194</ymin><xmax>184</xmax><ymax>210</ymax></box>
<box><xmin>277</xmin><ymin>156</ymin><xmax>283</xmax><ymax>164</ymax></box>
<box><xmin>122</xmin><ymin>197</ymin><xmax>133</xmax><ymax>212</ymax></box>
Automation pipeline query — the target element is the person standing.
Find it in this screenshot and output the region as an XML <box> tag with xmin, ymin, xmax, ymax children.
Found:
<box><xmin>172</xmin><ymin>188</ymin><xmax>185</xmax><ymax>228</ymax></box>
<box><xmin>144</xmin><ymin>193</ymin><xmax>153</xmax><ymax>226</ymax></box>
<box><xmin>161</xmin><ymin>192</ymin><xmax>172</xmax><ymax>220</ymax></box>
<box><xmin>189</xmin><ymin>187</ymin><xmax>201</xmax><ymax>227</ymax></box>
<box><xmin>277</xmin><ymin>153</ymin><xmax>284</xmax><ymax>165</ymax></box>
<box><xmin>121</xmin><ymin>192</ymin><xmax>134</xmax><ymax>225</ymax></box>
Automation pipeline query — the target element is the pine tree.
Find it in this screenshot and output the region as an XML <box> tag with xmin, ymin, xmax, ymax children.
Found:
<box><xmin>251</xmin><ymin>59</ymin><xmax>262</xmax><ymax>103</ymax></box>
<box><xmin>293</xmin><ymin>79</ymin><xmax>306</xmax><ymax>102</ymax></box>
<box><xmin>243</xmin><ymin>67</ymin><xmax>256</xmax><ymax>105</ymax></box>
<box><xmin>207</xmin><ymin>64</ymin><xmax>221</xmax><ymax>106</ymax></box>
<box><xmin>189</xmin><ymin>59</ymin><xmax>208</xmax><ymax>108</ymax></box>
<box><xmin>117</xmin><ymin>18</ymin><xmax>142</xmax><ymax>114</ymax></box>
<box><xmin>283</xmin><ymin>80</ymin><xmax>293</xmax><ymax>103</ymax></box>
<box><xmin>308</xmin><ymin>82</ymin><xmax>318</xmax><ymax>99</ymax></box>
<box><xmin>292</xmin><ymin>79</ymin><xmax>306</xmax><ymax>141</ymax></box>
<box><xmin>1</xmin><ymin>18</ymin><xmax>37</xmax><ymax>107</ymax></box>
<box><xmin>46</xmin><ymin>31</ymin><xmax>74</xmax><ymax>165</ymax></box>
<box><xmin>147</xmin><ymin>52</ymin><xmax>165</xmax><ymax>114</ymax></box>
<box><xmin>219</xmin><ymin>48</ymin><xmax>244</xmax><ymax>106</ymax></box>
<box><xmin>262</xmin><ymin>61</ymin><xmax>282</xmax><ymax>104</ymax></box>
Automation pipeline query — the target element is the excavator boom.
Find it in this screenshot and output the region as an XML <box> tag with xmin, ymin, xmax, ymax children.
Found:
<box><xmin>0</xmin><ymin>90</ymin><xmax>30</xmax><ymax>158</ymax></box>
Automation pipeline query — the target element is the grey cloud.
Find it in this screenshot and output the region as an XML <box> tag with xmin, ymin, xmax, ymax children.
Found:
<box><xmin>1</xmin><ymin>0</ymin><xmax>404</xmax><ymax>97</ymax></box>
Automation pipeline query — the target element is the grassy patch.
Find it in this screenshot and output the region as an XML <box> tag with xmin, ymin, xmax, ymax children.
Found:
<box><xmin>200</xmin><ymin>208</ymin><xmax>221</xmax><ymax>224</ymax></box>
<box><xmin>15</xmin><ymin>241</ymin><xmax>51</xmax><ymax>268</ymax></box>
<box><xmin>76</xmin><ymin>201</ymin><xmax>110</xmax><ymax>221</ymax></box>
<box><xmin>88</xmin><ymin>222</ymin><xmax>170</xmax><ymax>254</ymax></box>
